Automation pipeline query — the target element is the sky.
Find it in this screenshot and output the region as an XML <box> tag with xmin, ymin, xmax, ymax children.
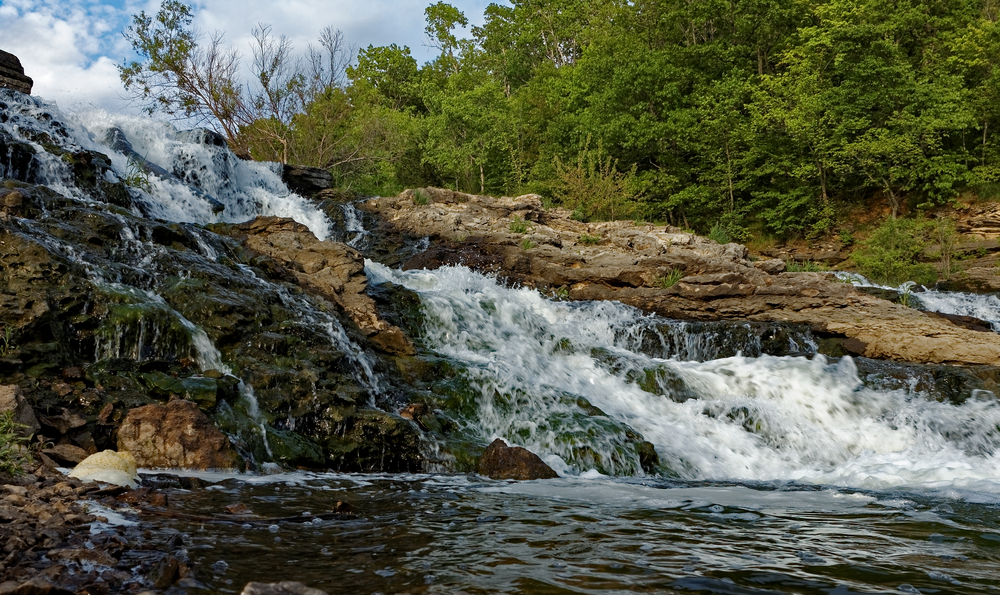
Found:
<box><xmin>0</xmin><ymin>0</ymin><xmax>493</xmax><ymax>113</ymax></box>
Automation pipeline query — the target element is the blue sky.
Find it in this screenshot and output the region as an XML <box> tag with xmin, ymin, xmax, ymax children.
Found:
<box><xmin>0</xmin><ymin>0</ymin><xmax>493</xmax><ymax>112</ymax></box>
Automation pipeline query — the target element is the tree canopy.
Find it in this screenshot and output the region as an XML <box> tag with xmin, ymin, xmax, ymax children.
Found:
<box><xmin>123</xmin><ymin>0</ymin><xmax>1000</xmax><ymax>236</ymax></box>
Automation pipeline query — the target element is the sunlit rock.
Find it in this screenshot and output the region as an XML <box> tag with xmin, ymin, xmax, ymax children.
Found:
<box><xmin>68</xmin><ymin>450</ymin><xmax>139</xmax><ymax>489</ymax></box>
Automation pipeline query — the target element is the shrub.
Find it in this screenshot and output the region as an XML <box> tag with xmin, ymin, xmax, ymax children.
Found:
<box><xmin>0</xmin><ymin>411</ymin><xmax>32</xmax><ymax>476</ymax></box>
<box><xmin>552</xmin><ymin>138</ymin><xmax>639</xmax><ymax>222</ymax></box>
<box><xmin>656</xmin><ymin>268</ymin><xmax>684</xmax><ymax>288</ymax></box>
<box><xmin>850</xmin><ymin>218</ymin><xmax>937</xmax><ymax>286</ymax></box>
<box><xmin>509</xmin><ymin>216</ymin><xmax>531</xmax><ymax>234</ymax></box>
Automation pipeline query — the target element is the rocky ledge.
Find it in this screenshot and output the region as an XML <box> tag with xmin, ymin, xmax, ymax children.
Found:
<box><xmin>361</xmin><ymin>187</ymin><xmax>1000</xmax><ymax>366</ymax></box>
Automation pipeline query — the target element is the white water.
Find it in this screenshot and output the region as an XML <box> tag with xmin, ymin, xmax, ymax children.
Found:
<box><xmin>836</xmin><ymin>272</ymin><xmax>1000</xmax><ymax>330</ymax></box>
<box><xmin>0</xmin><ymin>91</ymin><xmax>331</xmax><ymax>239</ymax></box>
<box><xmin>369</xmin><ymin>263</ymin><xmax>1000</xmax><ymax>495</ymax></box>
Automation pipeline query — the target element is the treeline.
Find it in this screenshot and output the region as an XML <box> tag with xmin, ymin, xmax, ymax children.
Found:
<box><xmin>122</xmin><ymin>0</ymin><xmax>1000</xmax><ymax>238</ymax></box>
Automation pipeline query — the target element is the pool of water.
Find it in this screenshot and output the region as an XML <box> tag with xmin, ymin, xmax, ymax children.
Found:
<box><xmin>136</xmin><ymin>471</ymin><xmax>1000</xmax><ymax>594</ymax></box>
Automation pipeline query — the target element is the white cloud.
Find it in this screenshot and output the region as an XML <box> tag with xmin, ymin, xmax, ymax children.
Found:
<box><xmin>0</xmin><ymin>0</ymin><xmax>495</xmax><ymax>114</ymax></box>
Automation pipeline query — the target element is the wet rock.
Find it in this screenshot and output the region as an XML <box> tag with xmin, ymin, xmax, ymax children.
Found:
<box><xmin>0</xmin><ymin>385</ymin><xmax>39</xmax><ymax>437</ymax></box>
<box><xmin>117</xmin><ymin>399</ymin><xmax>238</xmax><ymax>469</ymax></box>
<box><xmin>242</xmin><ymin>581</ymin><xmax>329</xmax><ymax>595</ymax></box>
<box><xmin>281</xmin><ymin>164</ymin><xmax>333</xmax><ymax>197</ymax></box>
<box><xmin>323</xmin><ymin>408</ymin><xmax>422</xmax><ymax>473</ymax></box>
<box><xmin>221</xmin><ymin>217</ymin><xmax>414</xmax><ymax>356</ymax></box>
<box><xmin>477</xmin><ymin>438</ymin><xmax>559</xmax><ymax>480</ymax></box>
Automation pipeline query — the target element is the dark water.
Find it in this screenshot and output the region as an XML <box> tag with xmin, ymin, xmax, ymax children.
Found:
<box><xmin>131</xmin><ymin>472</ymin><xmax>1000</xmax><ymax>594</ymax></box>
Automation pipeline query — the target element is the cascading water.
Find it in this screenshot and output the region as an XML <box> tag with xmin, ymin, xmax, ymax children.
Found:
<box><xmin>369</xmin><ymin>263</ymin><xmax>1000</xmax><ymax>493</ymax></box>
<box><xmin>837</xmin><ymin>271</ymin><xmax>1000</xmax><ymax>330</ymax></box>
<box><xmin>11</xmin><ymin>88</ymin><xmax>1000</xmax><ymax>593</ymax></box>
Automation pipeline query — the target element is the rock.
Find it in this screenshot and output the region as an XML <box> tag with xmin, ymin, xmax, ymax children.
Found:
<box><xmin>117</xmin><ymin>400</ymin><xmax>238</xmax><ymax>469</ymax></box>
<box><xmin>0</xmin><ymin>51</ymin><xmax>33</xmax><ymax>94</ymax></box>
<box><xmin>0</xmin><ymin>385</ymin><xmax>40</xmax><ymax>437</ymax></box>
<box><xmin>41</xmin><ymin>444</ymin><xmax>88</xmax><ymax>466</ymax></box>
<box><xmin>753</xmin><ymin>258</ymin><xmax>786</xmax><ymax>275</ymax></box>
<box><xmin>362</xmin><ymin>187</ymin><xmax>1000</xmax><ymax>366</ymax></box>
<box><xmin>477</xmin><ymin>438</ymin><xmax>559</xmax><ymax>480</ymax></box>
<box><xmin>242</xmin><ymin>582</ymin><xmax>329</xmax><ymax>595</ymax></box>
<box><xmin>68</xmin><ymin>450</ymin><xmax>138</xmax><ymax>488</ymax></box>
<box><xmin>281</xmin><ymin>164</ymin><xmax>333</xmax><ymax>196</ymax></box>
<box><xmin>223</xmin><ymin>217</ymin><xmax>414</xmax><ymax>355</ymax></box>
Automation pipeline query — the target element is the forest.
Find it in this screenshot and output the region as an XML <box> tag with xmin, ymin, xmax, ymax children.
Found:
<box><xmin>120</xmin><ymin>0</ymin><xmax>1000</xmax><ymax>241</ymax></box>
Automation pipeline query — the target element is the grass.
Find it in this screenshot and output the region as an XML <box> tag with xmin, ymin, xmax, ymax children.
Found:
<box><xmin>578</xmin><ymin>234</ymin><xmax>601</xmax><ymax>245</ymax></box>
<box><xmin>521</xmin><ymin>238</ymin><xmax>537</xmax><ymax>250</ymax></box>
<box><xmin>0</xmin><ymin>411</ymin><xmax>32</xmax><ymax>476</ymax></box>
<box><xmin>510</xmin><ymin>216</ymin><xmax>531</xmax><ymax>234</ymax></box>
<box><xmin>785</xmin><ymin>260</ymin><xmax>827</xmax><ymax>272</ymax></box>
<box><xmin>0</xmin><ymin>327</ymin><xmax>14</xmax><ymax>356</ymax></box>
<box><xmin>656</xmin><ymin>268</ymin><xmax>684</xmax><ymax>288</ymax></box>
<box><xmin>707</xmin><ymin>221</ymin><xmax>731</xmax><ymax>244</ymax></box>
<box><xmin>121</xmin><ymin>156</ymin><xmax>151</xmax><ymax>191</ymax></box>
<box><xmin>413</xmin><ymin>189</ymin><xmax>430</xmax><ymax>205</ymax></box>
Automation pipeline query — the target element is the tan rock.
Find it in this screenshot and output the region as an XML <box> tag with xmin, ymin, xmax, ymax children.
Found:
<box><xmin>0</xmin><ymin>384</ymin><xmax>39</xmax><ymax>437</ymax></box>
<box><xmin>117</xmin><ymin>399</ymin><xmax>238</xmax><ymax>469</ymax></box>
<box><xmin>227</xmin><ymin>217</ymin><xmax>414</xmax><ymax>356</ymax></box>
<box><xmin>363</xmin><ymin>187</ymin><xmax>1000</xmax><ymax>366</ymax></box>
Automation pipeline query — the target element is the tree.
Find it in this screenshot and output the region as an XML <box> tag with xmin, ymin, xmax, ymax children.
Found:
<box><xmin>119</xmin><ymin>0</ymin><xmax>352</xmax><ymax>161</ymax></box>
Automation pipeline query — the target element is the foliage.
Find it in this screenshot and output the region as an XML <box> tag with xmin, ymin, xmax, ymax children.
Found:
<box><xmin>121</xmin><ymin>157</ymin><xmax>151</xmax><ymax>191</ymax></box>
<box><xmin>0</xmin><ymin>327</ymin><xmax>15</xmax><ymax>356</ymax></box>
<box><xmin>521</xmin><ymin>238</ymin><xmax>537</xmax><ymax>250</ymax></box>
<box><xmin>0</xmin><ymin>411</ymin><xmax>31</xmax><ymax>476</ymax></box>
<box><xmin>413</xmin><ymin>189</ymin><xmax>430</xmax><ymax>205</ymax></box>
<box><xmin>577</xmin><ymin>234</ymin><xmax>601</xmax><ymax>245</ymax></box>
<box><xmin>850</xmin><ymin>218</ymin><xmax>937</xmax><ymax>286</ymax></box>
<box><xmin>509</xmin><ymin>216</ymin><xmax>530</xmax><ymax>234</ymax></box>
<box><xmin>123</xmin><ymin>0</ymin><xmax>1000</xmax><ymax>229</ymax></box>
<box><xmin>119</xmin><ymin>1</ymin><xmax>352</xmax><ymax>159</ymax></box>
<box><xmin>656</xmin><ymin>268</ymin><xmax>685</xmax><ymax>288</ymax></box>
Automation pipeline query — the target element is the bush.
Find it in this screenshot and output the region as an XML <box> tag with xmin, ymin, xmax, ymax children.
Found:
<box><xmin>552</xmin><ymin>138</ymin><xmax>639</xmax><ymax>222</ymax></box>
<box><xmin>656</xmin><ymin>268</ymin><xmax>685</xmax><ymax>288</ymax></box>
<box><xmin>0</xmin><ymin>411</ymin><xmax>32</xmax><ymax>476</ymax></box>
<box><xmin>850</xmin><ymin>218</ymin><xmax>937</xmax><ymax>286</ymax></box>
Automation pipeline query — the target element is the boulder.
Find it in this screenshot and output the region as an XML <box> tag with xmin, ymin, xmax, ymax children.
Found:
<box><xmin>477</xmin><ymin>438</ymin><xmax>559</xmax><ymax>480</ymax></box>
<box><xmin>117</xmin><ymin>399</ymin><xmax>238</xmax><ymax>469</ymax></box>
<box><xmin>281</xmin><ymin>164</ymin><xmax>333</xmax><ymax>196</ymax></box>
<box><xmin>0</xmin><ymin>385</ymin><xmax>40</xmax><ymax>437</ymax></box>
<box><xmin>0</xmin><ymin>50</ymin><xmax>32</xmax><ymax>94</ymax></box>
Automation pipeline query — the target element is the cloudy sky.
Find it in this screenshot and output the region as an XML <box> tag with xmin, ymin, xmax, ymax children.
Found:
<box><xmin>0</xmin><ymin>0</ymin><xmax>493</xmax><ymax>113</ymax></box>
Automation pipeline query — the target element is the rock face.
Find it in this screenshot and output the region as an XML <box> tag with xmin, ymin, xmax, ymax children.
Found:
<box><xmin>362</xmin><ymin>187</ymin><xmax>1000</xmax><ymax>366</ymax></box>
<box><xmin>117</xmin><ymin>400</ymin><xmax>239</xmax><ymax>469</ymax></box>
<box><xmin>219</xmin><ymin>216</ymin><xmax>414</xmax><ymax>356</ymax></box>
<box><xmin>477</xmin><ymin>438</ymin><xmax>559</xmax><ymax>480</ymax></box>
<box><xmin>0</xmin><ymin>385</ymin><xmax>39</xmax><ymax>437</ymax></box>
<box><xmin>0</xmin><ymin>50</ymin><xmax>32</xmax><ymax>95</ymax></box>
<box><xmin>281</xmin><ymin>164</ymin><xmax>333</xmax><ymax>196</ymax></box>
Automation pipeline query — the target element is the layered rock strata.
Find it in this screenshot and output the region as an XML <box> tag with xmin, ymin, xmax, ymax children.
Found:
<box><xmin>362</xmin><ymin>187</ymin><xmax>1000</xmax><ymax>366</ymax></box>
<box><xmin>0</xmin><ymin>50</ymin><xmax>32</xmax><ymax>95</ymax></box>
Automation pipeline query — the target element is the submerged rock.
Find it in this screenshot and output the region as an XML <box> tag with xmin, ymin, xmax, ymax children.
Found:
<box><xmin>242</xmin><ymin>581</ymin><xmax>329</xmax><ymax>595</ymax></box>
<box><xmin>477</xmin><ymin>438</ymin><xmax>559</xmax><ymax>480</ymax></box>
<box><xmin>117</xmin><ymin>400</ymin><xmax>239</xmax><ymax>470</ymax></box>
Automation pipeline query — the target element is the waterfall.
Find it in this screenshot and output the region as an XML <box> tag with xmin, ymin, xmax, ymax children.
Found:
<box><xmin>369</xmin><ymin>263</ymin><xmax>1000</xmax><ymax>491</ymax></box>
